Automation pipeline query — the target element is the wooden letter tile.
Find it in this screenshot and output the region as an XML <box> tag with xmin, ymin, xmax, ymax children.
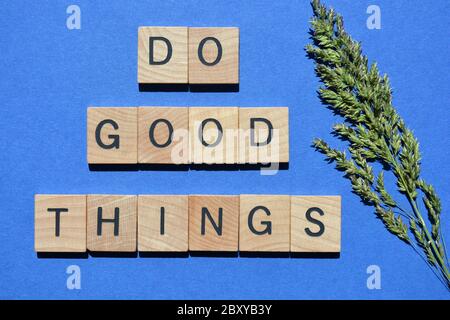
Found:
<box><xmin>189</xmin><ymin>28</ymin><xmax>239</xmax><ymax>84</ymax></box>
<box><xmin>239</xmin><ymin>195</ymin><xmax>290</xmax><ymax>252</ymax></box>
<box><xmin>291</xmin><ymin>196</ymin><xmax>341</xmax><ymax>253</ymax></box>
<box><xmin>138</xmin><ymin>27</ymin><xmax>188</xmax><ymax>84</ymax></box>
<box><xmin>239</xmin><ymin>107</ymin><xmax>289</xmax><ymax>164</ymax></box>
<box><xmin>87</xmin><ymin>195</ymin><xmax>137</xmax><ymax>252</ymax></box>
<box><xmin>87</xmin><ymin>107</ymin><xmax>138</xmax><ymax>164</ymax></box>
<box><xmin>189</xmin><ymin>107</ymin><xmax>239</xmax><ymax>164</ymax></box>
<box><xmin>189</xmin><ymin>195</ymin><xmax>239</xmax><ymax>251</ymax></box>
<box><xmin>138</xmin><ymin>195</ymin><xmax>188</xmax><ymax>252</ymax></box>
<box><xmin>35</xmin><ymin>195</ymin><xmax>86</xmax><ymax>252</ymax></box>
<box><xmin>138</xmin><ymin>107</ymin><xmax>189</xmax><ymax>164</ymax></box>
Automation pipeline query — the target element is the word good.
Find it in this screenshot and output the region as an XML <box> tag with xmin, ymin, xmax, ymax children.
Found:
<box><xmin>138</xmin><ymin>27</ymin><xmax>239</xmax><ymax>84</ymax></box>
<box><xmin>87</xmin><ymin>107</ymin><xmax>289</xmax><ymax>164</ymax></box>
<box><xmin>35</xmin><ymin>194</ymin><xmax>340</xmax><ymax>253</ymax></box>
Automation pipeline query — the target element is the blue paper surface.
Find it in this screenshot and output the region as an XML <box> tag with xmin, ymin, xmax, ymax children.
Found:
<box><xmin>0</xmin><ymin>0</ymin><xmax>449</xmax><ymax>299</ymax></box>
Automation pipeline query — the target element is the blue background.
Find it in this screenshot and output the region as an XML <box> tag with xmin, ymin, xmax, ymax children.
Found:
<box><xmin>0</xmin><ymin>0</ymin><xmax>449</xmax><ymax>299</ymax></box>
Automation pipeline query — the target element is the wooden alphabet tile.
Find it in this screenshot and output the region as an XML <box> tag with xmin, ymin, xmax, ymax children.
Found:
<box><xmin>239</xmin><ymin>195</ymin><xmax>290</xmax><ymax>252</ymax></box>
<box><xmin>290</xmin><ymin>196</ymin><xmax>341</xmax><ymax>253</ymax></box>
<box><xmin>189</xmin><ymin>27</ymin><xmax>239</xmax><ymax>84</ymax></box>
<box><xmin>87</xmin><ymin>195</ymin><xmax>137</xmax><ymax>252</ymax></box>
<box><xmin>239</xmin><ymin>107</ymin><xmax>289</xmax><ymax>164</ymax></box>
<box><xmin>87</xmin><ymin>107</ymin><xmax>138</xmax><ymax>164</ymax></box>
<box><xmin>138</xmin><ymin>27</ymin><xmax>188</xmax><ymax>84</ymax></box>
<box><xmin>189</xmin><ymin>195</ymin><xmax>239</xmax><ymax>251</ymax></box>
<box><xmin>138</xmin><ymin>195</ymin><xmax>188</xmax><ymax>252</ymax></box>
<box><xmin>35</xmin><ymin>195</ymin><xmax>87</xmax><ymax>252</ymax></box>
<box><xmin>138</xmin><ymin>107</ymin><xmax>189</xmax><ymax>164</ymax></box>
<box><xmin>189</xmin><ymin>107</ymin><xmax>239</xmax><ymax>164</ymax></box>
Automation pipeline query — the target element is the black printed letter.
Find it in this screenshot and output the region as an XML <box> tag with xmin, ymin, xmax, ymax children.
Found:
<box><xmin>250</xmin><ymin>118</ymin><xmax>273</xmax><ymax>146</ymax></box>
<box><xmin>149</xmin><ymin>119</ymin><xmax>173</xmax><ymax>148</ymax></box>
<box><xmin>149</xmin><ymin>37</ymin><xmax>172</xmax><ymax>65</ymax></box>
<box><xmin>160</xmin><ymin>207</ymin><xmax>165</xmax><ymax>235</ymax></box>
<box><xmin>305</xmin><ymin>207</ymin><xmax>325</xmax><ymax>237</ymax></box>
<box><xmin>201</xmin><ymin>207</ymin><xmax>223</xmax><ymax>236</ymax></box>
<box><xmin>47</xmin><ymin>208</ymin><xmax>69</xmax><ymax>237</ymax></box>
<box><xmin>198</xmin><ymin>37</ymin><xmax>222</xmax><ymax>66</ymax></box>
<box><xmin>199</xmin><ymin>118</ymin><xmax>223</xmax><ymax>147</ymax></box>
<box><xmin>248</xmin><ymin>206</ymin><xmax>272</xmax><ymax>235</ymax></box>
<box><xmin>97</xmin><ymin>207</ymin><xmax>120</xmax><ymax>236</ymax></box>
<box><xmin>95</xmin><ymin>119</ymin><xmax>119</xmax><ymax>149</ymax></box>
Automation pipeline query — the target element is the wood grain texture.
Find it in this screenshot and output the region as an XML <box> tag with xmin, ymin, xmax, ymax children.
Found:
<box><xmin>189</xmin><ymin>195</ymin><xmax>239</xmax><ymax>251</ymax></box>
<box><xmin>239</xmin><ymin>107</ymin><xmax>289</xmax><ymax>164</ymax></box>
<box><xmin>138</xmin><ymin>107</ymin><xmax>189</xmax><ymax>164</ymax></box>
<box><xmin>87</xmin><ymin>195</ymin><xmax>137</xmax><ymax>252</ymax></box>
<box><xmin>189</xmin><ymin>107</ymin><xmax>239</xmax><ymax>164</ymax></box>
<box><xmin>138</xmin><ymin>195</ymin><xmax>188</xmax><ymax>252</ymax></box>
<box><xmin>35</xmin><ymin>195</ymin><xmax>87</xmax><ymax>252</ymax></box>
<box><xmin>291</xmin><ymin>196</ymin><xmax>341</xmax><ymax>253</ymax></box>
<box><xmin>87</xmin><ymin>107</ymin><xmax>138</xmax><ymax>164</ymax></box>
<box><xmin>138</xmin><ymin>27</ymin><xmax>188</xmax><ymax>84</ymax></box>
<box><xmin>239</xmin><ymin>195</ymin><xmax>290</xmax><ymax>252</ymax></box>
<box><xmin>189</xmin><ymin>27</ymin><xmax>239</xmax><ymax>84</ymax></box>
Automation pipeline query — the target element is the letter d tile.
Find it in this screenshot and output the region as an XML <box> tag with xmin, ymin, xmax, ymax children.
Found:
<box><xmin>138</xmin><ymin>27</ymin><xmax>188</xmax><ymax>84</ymax></box>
